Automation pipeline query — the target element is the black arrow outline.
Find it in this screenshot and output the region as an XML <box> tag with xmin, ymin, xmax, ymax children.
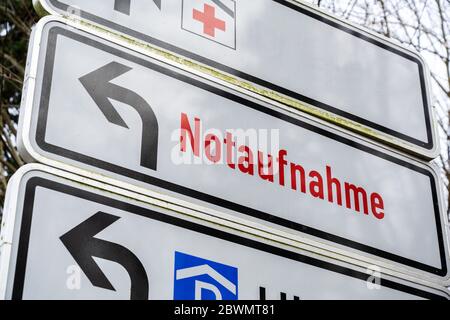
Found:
<box><xmin>114</xmin><ymin>0</ymin><xmax>161</xmax><ymax>15</ymax></box>
<box><xmin>60</xmin><ymin>211</ymin><xmax>149</xmax><ymax>300</ymax></box>
<box><xmin>114</xmin><ymin>0</ymin><xmax>131</xmax><ymax>15</ymax></box>
<box><xmin>79</xmin><ymin>61</ymin><xmax>158</xmax><ymax>171</ymax></box>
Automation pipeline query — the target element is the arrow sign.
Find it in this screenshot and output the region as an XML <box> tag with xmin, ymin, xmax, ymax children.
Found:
<box><xmin>35</xmin><ymin>0</ymin><xmax>439</xmax><ymax>158</ymax></box>
<box><xmin>60</xmin><ymin>211</ymin><xmax>149</xmax><ymax>300</ymax></box>
<box><xmin>114</xmin><ymin>0</ymin><xmax>161</xmax><ymax>15</ymax></box>
<box><xmin>2</xmin><ymin>168</ymin><xmax>449</xmax><ymax>299</ymax></box>
<box><xmin>79</xmin><ymin>61</ymin><xmax>158</xmax><ymax>171</ymax></box>
<box><xmin>18</xmin><ymin>21</ymin><xmax>450</xmax><ymax>283</ymax></box>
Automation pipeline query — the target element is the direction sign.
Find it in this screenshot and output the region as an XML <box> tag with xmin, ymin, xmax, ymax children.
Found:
<box><xmin>0</xmin><ymin>165</ymin><xmax>448</xmax><ymax>300</ymax></box>
<box><xmin>18</xmin><ymin>18</ymin><xmax>450</xmax><ymax>283</ymax></box>
<box><xmin>34</xmin><ymin>0</ymin><xmax>438</xmax><ymax>158</ymax></box>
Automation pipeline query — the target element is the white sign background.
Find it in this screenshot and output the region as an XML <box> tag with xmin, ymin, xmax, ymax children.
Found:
<box><xmin>19</xmin><ymin>20</ymin><xmax>449</xmax><ymax>282</ymax></box>
<box><xmin>0</xmin><ymin>166</ymin><xmax>448</xmax><ymax>300</ymax></box>
<box><xmin>35</xmin><ymin>0</ymin><xmax>438</xmax><ymax>158</ymax></box>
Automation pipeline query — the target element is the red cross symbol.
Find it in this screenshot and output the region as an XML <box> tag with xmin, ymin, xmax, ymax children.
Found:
<box><xmin>193</xmin><ymin>4</ymin><xmax>226</xmax><ymax>38</ymax></box>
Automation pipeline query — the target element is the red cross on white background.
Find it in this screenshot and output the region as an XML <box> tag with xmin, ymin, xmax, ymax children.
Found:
<box><xmin>193</xmin><ymin>4</ymin><xmax>226</xmax><ymax>37</ymax></box>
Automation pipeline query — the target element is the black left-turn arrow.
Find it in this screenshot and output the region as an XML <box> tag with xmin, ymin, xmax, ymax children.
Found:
<box><xmin>60</xmin><ymin>212</ymin><xmax>149</xmax><ymax>300</ymax></box>
<box><xmin>79</xmin><ymin>61</ymin><xmax>158</xmax><ymax>171</ymax></box>
<box><xmin>114</xmin><ymin>0</ymin><xmax>161</xmax><ymax>15</ymax></box>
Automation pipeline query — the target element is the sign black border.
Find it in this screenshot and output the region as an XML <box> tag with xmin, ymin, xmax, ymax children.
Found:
<box><xmin>33</xmin><ymin>26</ymin><xmax>447</xmax><ymax>277</ymax></box>
<box><xmin>45</xmin><ymin>0</ymin><xmax>434</xmax><ymax>150</ymax></box>
<box><xmin>11</xmin><ymin>176</ymin><xmax>447</xmax><ymax>300</ymax></box>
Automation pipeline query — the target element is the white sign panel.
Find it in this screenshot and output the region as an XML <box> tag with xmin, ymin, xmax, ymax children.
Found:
<box><xmin>0</xmin><ymin>165</ymin><xmax>448</xmax><ymax>300</ymax></box>
<box><xmin>18</xmin><ymin>19</ymin><xmax>450</xmax><ymax>283</ymax></box>
<box><xmin>34</xmin><ymin>0</ymin><xmax>438</xmax><ymax>158</ymax></box>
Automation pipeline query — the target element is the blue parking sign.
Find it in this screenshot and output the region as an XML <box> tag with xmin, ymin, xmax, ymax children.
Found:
<box><xmin>174</xmin><ymin>252</ymin><xmax>238</xmax><ymax>300</ymax></box>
